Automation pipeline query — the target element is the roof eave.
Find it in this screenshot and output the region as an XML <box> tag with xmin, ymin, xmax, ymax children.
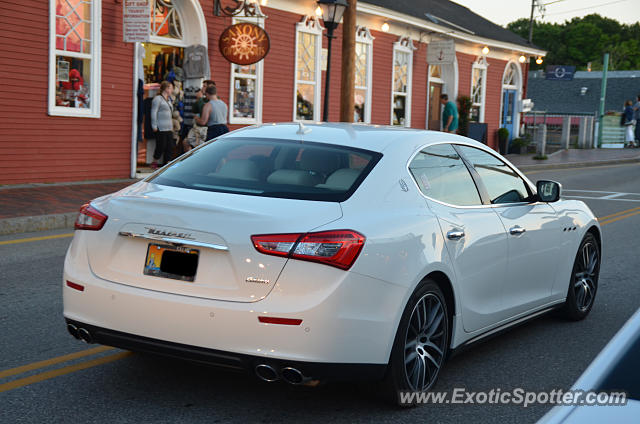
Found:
<box><xmin>358</xmin><ymin>2</ymin><xmax>547</xmax><ymax>57</ymax></box>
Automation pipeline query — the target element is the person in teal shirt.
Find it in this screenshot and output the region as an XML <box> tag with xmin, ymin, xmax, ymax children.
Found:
<box><xmin>440</xmin><ymin>94</ymin><xmax>458</xmax><ymax>133</ymax></box>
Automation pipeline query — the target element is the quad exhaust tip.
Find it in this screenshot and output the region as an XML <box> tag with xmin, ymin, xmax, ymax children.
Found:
<box><xmin>77</xmin><ymin>328</ymin><xmax>93</xmax><ymax>344</ymax></box>
<box><xmin>67</xmin><ymin>324</ymin><xmax>80</xmax><ymax>339</ymax></box>
<box><xmin>255</xmin><ymin>364</ymin><xmax>279</xmax><ymax>382</ymax></box>
<box><xmin>280</xmin><ymin>367</ymin><xmax>306</xmax><ymax>385</ymax></box>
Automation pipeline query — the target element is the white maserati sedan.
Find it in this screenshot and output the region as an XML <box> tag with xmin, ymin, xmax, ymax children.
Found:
<box><xmin>63</xmin><ymin>123</ymin><xmax>601</xmax><ymax>402</ymax></box>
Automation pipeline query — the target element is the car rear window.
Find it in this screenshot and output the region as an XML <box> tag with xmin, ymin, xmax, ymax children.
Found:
<box><xmin>149</xmin><ymin>137</ymin><xmax>382</xmax><ymax>202</ymax></box>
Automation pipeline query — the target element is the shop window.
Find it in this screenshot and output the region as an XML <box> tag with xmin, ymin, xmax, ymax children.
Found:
<box><xmin>470</xmin><ymin>57</ymin><xmax>488</xmax><ymax>122</ymax></box>
<box><xmin>354</xmin><ymin>26</ymin><xmax>374</xmax><ymax>123</ymax></box>
<box><xmin>49</xmin><ymin>0</ymin><xmax>101</xmax><ymax>117</ymax></box>
<box><xmin>294</xmin><ymin>16</ymin><xmax>323</xmax><ymax>121</ymax></box>
<box><xmin>229</xmin><ymin>16</ymin><xmax>265</xmax><ymax>125</ymax></box>
<box><xmin>391</xmin><ymin>36</ymin><xmax>415</xmax><ymax>127</ymax></box>
<box><xmin>151</xmin><ymin>0</ymin><xmax>183</xmax><ymax>40</ymax></box>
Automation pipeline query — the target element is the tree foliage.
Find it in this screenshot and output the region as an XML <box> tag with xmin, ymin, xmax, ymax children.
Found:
<box><xmin>507</xmin><ymin>14</ymin><xmax>640</xmax><ymax>71</ymax></box>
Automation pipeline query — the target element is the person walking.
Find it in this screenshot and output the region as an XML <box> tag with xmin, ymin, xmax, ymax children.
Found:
<box><xmin>195</xmin><ymin>85</ymin><xmax>229</xmax><ymax>141</ymax></box>
<box><xmin>633</xmin><ymin>94</ymin><xmax>640</xmax><ymax>145</ymax></box>
<box><xmin>440</xmin><ymin>94</ymin><xmax>458</xmax><ymax>133</ymax></box>
<box><xmin>150</xmin><ymin>81</ymin><xmax>174</xmax><ymax>168</ymax></box>
<box><xmin>623</xmin><ymin>100</ymin><xmax>636</xmax><ymax>148</ymax></box>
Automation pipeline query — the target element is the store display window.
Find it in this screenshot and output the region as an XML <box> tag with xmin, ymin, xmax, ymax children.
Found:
<box><xmin>294</xmin><ymin>16</ymin><xmax>323</xmax><ymax>121</ymax></box>
<box><xmin>391</xmin><ymin>36</ymin><xmax>414</xmax><ymax>127</ymax></box>
<box><xmin>49</xmin><ymin>0</ymin><xmax>101</xmax><ymax>117</ymax></box>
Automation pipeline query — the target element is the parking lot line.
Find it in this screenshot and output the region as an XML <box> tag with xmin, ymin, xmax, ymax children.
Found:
<box><xmin>0</xmin><ymin>233</ymin><xmax>73</xmax><ymax>246</ymax></box>
<box><xmin>0</xmin><ymin>346</ymin><xmax>113</xmax><ymax>379</ymax></box>
<box><xmin>0</xmin><ymin>351</ymin><xmax>131</xmax><ymax>393</ymax></box>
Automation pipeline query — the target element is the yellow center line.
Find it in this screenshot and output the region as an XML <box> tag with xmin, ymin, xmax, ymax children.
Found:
<box><xmin>0</xmin><ymin>345</ymin><xmax>114</xmax><ymax>379</ymax></box>
<box><xmin>0</xmin><ymin>233</ymin><xmax>74</xmax><ymax>246</ymax></box>
<box><xmin>0</xmin><ymin>351</ymin><xmax>131</xmax><ymax>393</ymax></box>
<box><xmin>596</xmin><ymin>206</ymin><xmax>640</xmax><ymax>223</ymax></box>
<box><xmin>600</xmin><ymin>210</ymin><xmax>640</xmax><ymax>226</ymax></box>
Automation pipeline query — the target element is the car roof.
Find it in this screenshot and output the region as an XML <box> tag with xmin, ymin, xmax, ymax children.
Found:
<box><xmin>221</xmin><ymin>122</ymin><xmax>489</xmax><ymax>153</ymax></box>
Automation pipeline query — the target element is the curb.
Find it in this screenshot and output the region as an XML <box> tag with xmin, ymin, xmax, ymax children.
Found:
<box><xmin>517</xmin><ymin>157</ymin><xmax>640</xmax><ymax>171</ymax></box>
<box><xmin>0</xmin><ymin>212</ymin><xmax>76</xmax><ymax>236</ymax></box>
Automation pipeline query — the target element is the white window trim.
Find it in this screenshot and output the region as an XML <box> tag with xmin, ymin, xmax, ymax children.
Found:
<box><xmin>500</xmin><ymin>60</ymin><xmax>523</xmax><ymax>137</ymax></box>
<box><xmin>390</xmin><ymin>36</ymin><xmax>415</xmax><ymax>127</ymax></box>
<box><xmin>470</xmin><ymin>56</ymin><xmax>488</xmax><ymax>123</ymax></box>
<box><xmin>355</xmin><ymin>26</ymin><xmax>374</xmax><ymax>124</ymax></box>
<box><xmin>229</xmin><ymin>15</ymin><xmax>266</xmax><ymax>125</ymax></box>
<box><xmin>293</xmin><ymin>16</ymin><xmax>324</xmax><ymax>122</ymax></box>
<box><xmin>48</xmin><ymin>0</ymin><xmax>101</xmax><ymax>118</ymax></box>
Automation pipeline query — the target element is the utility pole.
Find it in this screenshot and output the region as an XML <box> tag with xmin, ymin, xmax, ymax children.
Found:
<box><xmin>597</xmin><ymin>53</ymin><xmax>609</xmax><ymax>148</ymax></box>
<box><xmin>339</xmin><ymin>0</ymin><xmax>356</xmax><ymax>122</ymax></box>
<box><xmin>528</xmin><ymin>0</ymin><xmax>536</xmax><ymax>44</ymax></box>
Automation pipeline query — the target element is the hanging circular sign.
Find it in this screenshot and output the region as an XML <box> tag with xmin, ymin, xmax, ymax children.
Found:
<box><xmin>219</xmin><ymin>23</ymin><xmax>270</xmax><ymax>65</ymax></box>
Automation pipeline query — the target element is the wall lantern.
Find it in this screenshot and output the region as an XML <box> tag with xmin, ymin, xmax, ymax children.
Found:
<box><xmin>381</xmin><ymin>21</ymin><xmax>390</xmax><ymax>32</ymax></box>
<box><xmin>481</xmin><ymin>46</ymin><xmax>489</xmax><ymax>55</ymax></box>
<box><xmin>519</xmin><ymin>55</ymin><xmax>526</xmax><ymax>63</ymax></box>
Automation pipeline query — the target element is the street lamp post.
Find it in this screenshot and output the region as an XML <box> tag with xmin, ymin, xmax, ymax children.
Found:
<box><xmin>316</xmin><ymin>0</ymin><xmax>349</xmax><ymax>122</ymax></box>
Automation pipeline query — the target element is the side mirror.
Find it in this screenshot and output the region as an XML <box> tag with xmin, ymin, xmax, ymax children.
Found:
<box><xmin>536</xmin><ymin>180</ymin><xmax>561</xmax><ymax>202</ymax></box>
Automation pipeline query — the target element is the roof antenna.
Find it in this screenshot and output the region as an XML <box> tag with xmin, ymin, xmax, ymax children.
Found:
<box><xmin>297</xmin><ymin>121</ymin><xmax>312</xmax><ymax>135</ymax></box>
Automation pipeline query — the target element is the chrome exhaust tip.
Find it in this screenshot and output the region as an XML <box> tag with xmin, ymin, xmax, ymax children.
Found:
<box><xmin>67</xmin><ymin>324</ymin><xmax>80</xmax><ymax>339</ymax></box>
<box><xmin>255</xmin><ymin>364</ymin><xmax>279</xmax><ymax>382</ymax></box>
<box><xmin>280</xmin><ymin>367</ymin><xmax>307</xmax><ymax>385</ymax></box>
<box><xmin>77</xmin><ymin>328</ymin><xmax>93</xmax><ymax>344</ymax></box>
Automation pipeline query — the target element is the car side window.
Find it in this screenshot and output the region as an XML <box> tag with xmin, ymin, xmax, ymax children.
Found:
<box><xmin>456</xmin><ymin>145</ymin><xmax>530</xmax><ymax>204</ymax></box>
<box><xmin>408</xmin><ymin>144</ymin><xmax>482</xmax><ymax>206</ymax></box>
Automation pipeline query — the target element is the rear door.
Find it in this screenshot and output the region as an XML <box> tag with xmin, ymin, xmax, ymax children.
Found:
<box><xmin>409</xmin><ymin>143</ymin><xmax>508</xmax><ymax>333</ymax></box>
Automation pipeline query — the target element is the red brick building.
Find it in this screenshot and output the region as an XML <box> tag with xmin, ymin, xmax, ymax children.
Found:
<box><xmin>0</xmin><ymin>0</ymin><xmax>545</xmax><ymax>184</ymax></box>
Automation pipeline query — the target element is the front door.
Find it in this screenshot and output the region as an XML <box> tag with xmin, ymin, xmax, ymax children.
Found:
<box><xmin>455</xmin><ymin>145</ymin><xmax>562</xmax><ymax>317</ymax></box>
<box><xmin>501</xmin><ymin>89</ymin><xmax>517</xmax><ymax>142</ymax></box>
<box><xmin>428</xmin><ymin>82</ymin><xmax>443</xmax><ymax>130</ymax></box>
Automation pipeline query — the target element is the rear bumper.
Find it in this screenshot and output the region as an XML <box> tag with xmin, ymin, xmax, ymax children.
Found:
<box><xmin>65</xmin><ymin>318</ymin><xmax>386</xmax><ymax>381</ymax></box>
<box><xmin>63</xmin><ymin>234</ymin><xmax>408</xmax><ymax>370</ymax></box>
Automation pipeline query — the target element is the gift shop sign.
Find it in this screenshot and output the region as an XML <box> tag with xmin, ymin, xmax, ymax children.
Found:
<box><xmin>123</xmin><ymin>0</ymin><xmax>150</xmax><ymax>43</ymax></box>
<box><xmin>219</xmin><ymin>23</ymin><xmax>270</xmax><ymax>65</ymax></box>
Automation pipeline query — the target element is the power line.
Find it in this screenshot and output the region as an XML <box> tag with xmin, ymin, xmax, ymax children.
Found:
<box><xmin>541</xmin><ymin>0</ymin><xmax>569</xmax><ymax>6</ymax></box>
<box><xmin>545</xmin><ymin>0</ymin><xmax>632</xmax><ymax>16</ymax></box>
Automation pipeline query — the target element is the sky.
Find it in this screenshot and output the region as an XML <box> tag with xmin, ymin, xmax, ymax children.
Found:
<box><xmin>451</xmin><ymin>0</ymin><xmax>640</xmax><ymax>26</ymax></box>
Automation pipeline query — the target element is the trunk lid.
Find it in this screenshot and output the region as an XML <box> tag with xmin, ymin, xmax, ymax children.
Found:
<box><xmin>85</xmin><ymin>182</ymin><xmax>342</xmax><ymax>302</ymax></box>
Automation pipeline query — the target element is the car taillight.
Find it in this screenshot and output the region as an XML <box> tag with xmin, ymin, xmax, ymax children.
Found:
<box><xmin>74</xmin><ymin>204</ymin><xmax>108</xmax><ymax>231</ymax></box>
<box><xmin>251</xmin><ymin>230</ymin><xmax>365</xmax><ymax>270</ymax></box>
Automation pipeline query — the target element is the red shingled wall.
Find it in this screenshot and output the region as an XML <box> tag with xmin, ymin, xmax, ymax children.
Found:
<box><xmin>0</xmin><ymin>0</ymin><xmax>133</xmax><ymax>184</ymax></box>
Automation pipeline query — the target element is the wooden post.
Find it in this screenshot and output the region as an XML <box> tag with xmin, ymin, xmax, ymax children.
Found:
<box><xmin>339</xmin><ymin>0</ymin><xmax>356</xmax><ymax>122</ymax></box>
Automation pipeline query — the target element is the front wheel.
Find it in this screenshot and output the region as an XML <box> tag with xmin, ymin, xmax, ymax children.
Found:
<box><xmin>383</xmin><ymin>280</ymin><xmax>449</xmax><ymax>405</ymax></box>
<box><xmin>561</xmin><ymin>232</ymin><xmax>600</xmax><ymax>320</ymax></box>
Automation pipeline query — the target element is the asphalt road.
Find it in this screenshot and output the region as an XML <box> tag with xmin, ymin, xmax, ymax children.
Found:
<box><xmin>2</xmin><ymin>162</ymin><xmax>640</xmax><ymax>424</ymax></box>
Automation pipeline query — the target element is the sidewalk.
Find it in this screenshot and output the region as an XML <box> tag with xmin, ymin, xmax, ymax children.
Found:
<box><xmin>0</xmin><ymin>180</ymin><xmax>136</xmax><ymax>236</ymax></box>
<box><xmin>506</xmin><ymin>148</ymin><xmax>640</xmax><ymax>170</ymax></box>
<box><xmin>1</xmin><ymin>149</ymin><xmax>639</xmax><ymax>236</ymax></box>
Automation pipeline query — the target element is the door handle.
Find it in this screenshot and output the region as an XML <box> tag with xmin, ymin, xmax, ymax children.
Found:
<box><xmin>509</xmin><ymin>226</ymin><xmax>526</xmax><ymax>235</ymax></box>
<box><xmin>447</xmin><ymin>229</ymin><xmax>465</xmax><ymax>240</ymax></box>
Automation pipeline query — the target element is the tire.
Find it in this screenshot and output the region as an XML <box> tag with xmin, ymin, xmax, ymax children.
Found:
<box><xmin>383</xmin><ymin>280</ymin><xmax>450</xmax><ymax>406</ymax></box>
<box><xmin>561</xmin><ymin>232</ymin><xmax>600</xmax><ymax>321</ymax></box>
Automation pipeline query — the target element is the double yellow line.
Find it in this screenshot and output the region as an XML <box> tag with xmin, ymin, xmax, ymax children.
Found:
<box><xmin>0</xmin><ymin>346</ymin><xmax>131</xmax><ymax>393</ymax></box>
<box><xmin>597</xmin><ymin>206</ymin><xmax>640</xmax><ymax>226</ymax></box>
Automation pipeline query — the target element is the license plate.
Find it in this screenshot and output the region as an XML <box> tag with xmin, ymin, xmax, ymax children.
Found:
<box><xmin>144</xmin><ymin>243</ymin><xmax>199</xmax><ymax>282</ymax></box>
